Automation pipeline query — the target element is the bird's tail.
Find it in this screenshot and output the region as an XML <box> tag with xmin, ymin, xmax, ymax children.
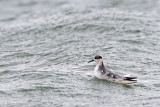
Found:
<box><xmin>124</xmin><ymin>77</ymin><xmax>137</xmax><ymax>81</ymax></box>
<box><xmin>124</xmin><ymin>74</ymin><xmax>137</xmax><ymax>81</ymax></box>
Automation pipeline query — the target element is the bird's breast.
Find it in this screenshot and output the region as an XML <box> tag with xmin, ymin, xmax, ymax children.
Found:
<box><xmin>94</xmin><ymin>66</ymin><xmax>103</xmax><ymax>79</ymax></box>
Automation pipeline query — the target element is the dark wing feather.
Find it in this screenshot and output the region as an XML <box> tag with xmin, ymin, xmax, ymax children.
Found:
<box><xmin>124</xmin><ymin>77</ymin><xmax>137</xmax><ymax>81</ymax></box>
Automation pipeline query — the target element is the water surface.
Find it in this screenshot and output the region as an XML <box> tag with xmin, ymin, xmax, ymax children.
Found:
<box><xmin>0</xmin><ymin>0</ymin><xmax>160</xmax><ymax>106</ymax></box>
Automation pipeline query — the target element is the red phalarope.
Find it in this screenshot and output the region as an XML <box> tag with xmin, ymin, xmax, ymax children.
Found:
<box><xmin>88</xmin><ymin>55</ymin><xmax>137</xmax><ymax>84</ymax></box>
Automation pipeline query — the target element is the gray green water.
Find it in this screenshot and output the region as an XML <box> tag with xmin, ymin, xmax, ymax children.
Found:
<box><xmin>0</xmin><ymin>0</ymin><xmax>160</xmax><ymax>107</ymax></box>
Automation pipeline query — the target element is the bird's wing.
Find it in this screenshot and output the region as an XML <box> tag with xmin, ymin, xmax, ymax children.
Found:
<box><xmin>103</xmin><ymin>69</ymin><xmax>122</xmax><ymax>79</ymax></box>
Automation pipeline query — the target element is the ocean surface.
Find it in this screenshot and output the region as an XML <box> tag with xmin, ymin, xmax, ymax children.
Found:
<box><xmin>0</xmin><ymin>0</ymin><xmax>160</xmax><ymax>107</ymax></box>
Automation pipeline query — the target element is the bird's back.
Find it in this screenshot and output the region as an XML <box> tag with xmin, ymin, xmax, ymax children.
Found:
<box><xmin>94</xmin><ymin>64</ymin><xmax>122</xmax><ymax>80</ymax></box>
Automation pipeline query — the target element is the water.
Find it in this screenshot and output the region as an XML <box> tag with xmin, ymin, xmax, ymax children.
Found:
<box><xmin>0</xmin><ymin>0</ymin><xmax>160</xmax><ymax>106</ymax></box>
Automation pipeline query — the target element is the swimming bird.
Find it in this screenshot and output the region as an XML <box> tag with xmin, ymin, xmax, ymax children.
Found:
<box><xmin>88</xmin><ymin>55</ymin><xmax>137</xmax><ymax>84</ymax></box>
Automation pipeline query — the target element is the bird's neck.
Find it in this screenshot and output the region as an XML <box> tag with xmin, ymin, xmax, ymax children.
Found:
<box><xmin>96</xmin><ymin>59</ymin><xmax>104</xmax><ymax>68</ymax></box>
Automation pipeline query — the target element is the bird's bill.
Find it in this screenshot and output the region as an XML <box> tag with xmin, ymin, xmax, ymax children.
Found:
<box><xmin>88</xmin><ymin>59</ymin><xmax>94</xmax><ymax>63</ymax></box>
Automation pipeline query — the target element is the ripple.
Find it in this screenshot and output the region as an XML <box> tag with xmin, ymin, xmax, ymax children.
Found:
<box><xmin>119</xmin><ymin>39</ymin><xmax>144</xmax><ymax>44</ymax></box>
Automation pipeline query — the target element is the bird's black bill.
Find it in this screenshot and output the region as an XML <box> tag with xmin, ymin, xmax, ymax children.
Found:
<box><xmin>88</xmin><ymin>59</ymin><xmax>94</xmax><ymax>63</ymax></box>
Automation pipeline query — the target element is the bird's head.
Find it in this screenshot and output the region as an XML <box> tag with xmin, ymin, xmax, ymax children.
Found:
<box><xmin>88</xmin><ymin>55</ymin><xmax>103</xmax><ymax>65</ymax></box>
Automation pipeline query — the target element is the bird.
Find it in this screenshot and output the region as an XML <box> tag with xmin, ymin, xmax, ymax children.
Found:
<box><xmin>88</xmin><ymin>55</ymin><xmax>137</xmax><ymax>84</ymax></box>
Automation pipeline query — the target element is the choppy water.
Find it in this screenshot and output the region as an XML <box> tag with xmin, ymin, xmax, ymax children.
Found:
<box><xmin>0</xmin><ymin>0</ymin><xmax>160</xmax><ymax>107</ymax></box>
